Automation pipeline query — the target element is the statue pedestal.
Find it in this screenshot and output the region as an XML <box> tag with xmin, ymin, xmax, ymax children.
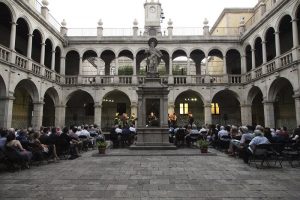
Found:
<box><xmin>130</xmin><ymin>75</ymin><xmax>176</xmax><ymax>150</ymax></box>
<box><xmin>130</xmin><ymin>127</ymin><xmax>176</xmax><ymax>150</ymax></box>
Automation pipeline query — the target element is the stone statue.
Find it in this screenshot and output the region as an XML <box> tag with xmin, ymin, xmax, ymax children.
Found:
<box><xmin>145</xmin><ymin>38</ymin><xmax>163</xmax><ymax>74</ymax></box>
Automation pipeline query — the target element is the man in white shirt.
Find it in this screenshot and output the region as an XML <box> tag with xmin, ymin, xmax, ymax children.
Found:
<box><xmin>243</xmin><ymin>129</ymin><xmax>270</xmax><ymax>163</ymax></box>
<box><xmin>218</xmin><ymin>126</ymin><xmax>228</xmax><ymax>138</ymax></box>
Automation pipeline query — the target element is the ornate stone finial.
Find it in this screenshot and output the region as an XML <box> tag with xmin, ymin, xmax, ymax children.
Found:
<box><xmin>240</xmin><ymin>17</ymin><xmax>245</xmax><ymax>25</ymax></box>
<box><xmin>98</xmin><ymin>19</ymin><xmax>103</xmax><ymax>27</ymax></box>
<box><xmin>133</xmin><ymin>18</ymin><xmax>138</xmax><ymax>26</ymax></box>
<box><xmin>61</xmin><ymin>19</ymin><xmax>67</xmax><ymax>27</ymax></box>
<box><xmin>203</xmin><ymin>18</ymin><xmax>209</xmax><ymax>26</ymax></box>
<box><xmin>41</xmin><ymin>0</ymin><xmax>49</xmax><ymax>7</ymax></box>
<box><xmin>168</xmin><ymin>19</ymin><xmax>173</xmax><ymax>26</ymax></box>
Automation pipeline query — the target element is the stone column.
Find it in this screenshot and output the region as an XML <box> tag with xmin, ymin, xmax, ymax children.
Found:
<box><xmin>79</xmin><ymin>57</ymin><xmax>83</xmax><ymax>75</ymax></box>
<box><xmin>187</xmin><ymin>57</ymin><xmax>191</xmax><ymax>75</ymax></box>
<box><xmin>60</xmin><ymin>56</ymin><xmax>65</xmax><ymax>75</ymax></box>
<box><xmin>169</xmin><ymin>57</ymin><xmax>173</xmax><ymax>76</ymax></box>
<box><xmin>55</xmin><ymin>105</ymin><xmax>66</xmax><ymax>128</ymax></box>
<box><xmin>133</xmin><ymin>56</ymin><xmax>137</xmax><ymax>76</ymax></box>
<box><xmin>131</xmin><ymin>102</ymin><xmax>138</xmax><ymax>116</ymax></box>
<box><xmin>94</xmin><ymin>104</ymin><xmax>102</xmax><ymax>128</ymax></box>
<box><xmin>115</xmin><ymin>57</ymin><xmax>119</xmax><ymax>75</ymax></box>
<box><xmin>241</xmin><ymin>104</ymin><xmax>252</xmax><ymax>126</ymax></box>
<box><xmin>0</xmin><ymin>96</ymin><xmax>15</xmax><ymax>129</ymax></box>
<box><xmin>241</xmin><ymin>55</ymin><xmax>247</xmax><ymax>74</ymax></box>
<box><xmin>204</xmin><ymin>103</ymin><xmax>212</xmax><ymax>125</ymax></box>
<box><xmin>275</xmin><ymin>31</ymin><xmax>281</xmax><ymax>57</ymax></box>
<box><xmin>40</xmin><ymin>42</ymin><xmax>46</xmax><ymax>65</ymax></box>
<box><xmin>263</xmin><ymin>101</ymin><xmax>275</xmax><ymax>128</ymax></box>
<box><xmin>51</xmin><ymin>50</ymin><xmax>56</xmax><ymax>71</ymax></box>
<box><xmin>27</xmin><ymin>34</ymin><xmax>33</xmax><ymax>59</ymax></box>
<box><xmin>294</xmin><ymin>96</ymin><xmax>300</xmax><ymax>126</ymax></box>
<box><xmin>10</xmin><ymin>21</ymin><xmax>17</xmax><ymax>50</ymax></box>
<box><xmin>292</xmin><ymin>18</ymin><xmax>299</xmax><ymax>48</ymax></box>
<box><xmin>32</xmin><ymin>101</ymin><xmax>44</xmax><ymax>130</ymax></box>
<box><xmin>262</xmin><ymin>40</ymin><xmax>267</xmax><ymax>64</ymax></box>
<box><xmin>251</xmin><ymin>48</ymin><xmax>256</xmax><ymax>70</ymax></box>
<box><xmin>223</xmin><ymin>56</ymin><xmax>227</xmax><ymax>74</ymax></box>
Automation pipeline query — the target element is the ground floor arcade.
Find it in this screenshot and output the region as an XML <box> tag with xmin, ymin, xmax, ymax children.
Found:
<box><xmin>0</xmin><ymin>72</ymin><xmax>299</xmax><ymax>130</ymax></box>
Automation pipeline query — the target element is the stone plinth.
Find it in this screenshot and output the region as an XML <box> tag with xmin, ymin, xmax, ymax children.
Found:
<box><xmin>130</xmin><ymin>127</ymin><xmax>176</xmax><ymax>150</ymax></box>
<box><xmin>131</xmin><ymin>75</ymin><xmax>176</xmax><ymax>150</ymax></box>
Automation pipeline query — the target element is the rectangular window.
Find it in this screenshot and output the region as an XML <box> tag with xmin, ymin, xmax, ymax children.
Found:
<box><xmin>180</xmin><ymin>103</ymin><xmax>189</xmax><ymax>114</ymax></box>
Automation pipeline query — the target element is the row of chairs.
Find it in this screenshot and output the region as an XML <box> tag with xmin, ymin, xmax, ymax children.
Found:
<box><xmin>248</xmin><ymin>142</ymin><xmax>300</xmax><ymax>168</ymax></box>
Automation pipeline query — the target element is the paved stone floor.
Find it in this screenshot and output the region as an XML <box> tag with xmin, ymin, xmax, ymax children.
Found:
<box><xmin>0</xmin><ymin>148</ymin><xmax>300</xmax><ymax>200</ymax></box>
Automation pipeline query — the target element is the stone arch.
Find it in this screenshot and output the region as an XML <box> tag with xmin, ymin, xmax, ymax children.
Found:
<box><xmin>292</xmin><ymin>0</ymin><xmax>300</xmax><ymax>18</ymax></box>
<box><xmin>101</xmin><ymin>89</ymin><xmax>132</xmax><ymax>130</ymax></box>
<box><xmin>275</xmin><ymin>12</ymin><xmax>292</xmax><ymax>32</ymax></box>
<box><xmin>171</xmin><ymin>48</ymin><xmax>188</xmax><ymax>58</ymax></box>
<box><xmin>226</xmin><ymin>49</ymin><xmax>241</xmax><ymax>74</ymax></box>
<box><xmin>0</xmin><ymin>2</ymin><xmax>13</xmax><ymax>48</ymax></box>
<box><xmin>174</xmin><ymin>89</ymin><xmax>205</xmax><ymax>127</ymax></box>
<box><xmin>12</xmin><ymin>79</ymin><xmax>40</xmax><ymax>128</ymax></box>
<box><xmin>247</xmin><ymin>86</ymin><xmax>265</xmax><ymax>126</ymax></box>
<box><xmin>100</xmin><ymin>49</ymin><xmax>116</xmax><ymax>75</ymax></box>
<box><xmin>31</xmin><ymin>29</ymin><xmax>43</xmax><ymax>63</ymax></box>
<box><xmin>65</xmin><ymin>50</ymin><xmax>80</xmax><ymax>75</ymax></box>
<box><xmin>81</xmin><ymin>48</ymin><xmax>99</xmax><ymax>58</ymax></box>
<box><xmin>42</xmin><ymin>87</ymin><xmax>60</xmax><ymax>127</ymax></box>
<box><xmin>0</xmin><ymin>0</ymin><xmax>16</xmax><ymax>21</ymax></box>
<box><xmin>207</xmin><ymin>48</ymin><xmax>224</xmax><ymax>75</ymax></box>
<box><xmin>207</xmin><ymin>47</ymin><xmax>224</xmax><ymax>57</ymax></box>
<box><xmin>190</xmin><ymin>49</ymin><xmax>206</xmax><ymax>75</ymax></box>
<box><xmin>117</xmin><ymin>48</ymin><xmax>134</xmax><ymax>58</ymax></box>
<box><xmin>0</xmin><ymin>75</ymin><xmax>8</xmax><ymax>127</ymax></box>
<box><xmin>54</xmin><ymin>46</ymin><xmax>61</xmax><ymax>73</ymax></box>
<box><xmin>65</xmin><ymin>90</ymin><xmax>95</xmax><ymax>126</ymax></box>
<box><xmin>212</xmin><ymin>89</ymin><xmax>241</xmax><ymax>125</ymax></box>
<box><xmin>13</xmin><ymin>79</ymin><xmax>39</xmax><ymax>102</ymax></box>
<box><xmin>268</xmin><ymin>77</ymin><xmax>295</xmax><ymax>102</ymax></box>
<box><xmin>254</xmin><ymin>37</ymin><xmax>263</xmax><ymax>67</ymax></box>
<box><xmin>245</xmin><ymin>44</ymin><xmax>252</xmax><ymax>72</ymax></box>
<box><xmin>278</xmin><ymin>14</ymin><xmax>293</xmax><ymax>54</ymax></box>
<box><xmin>264</xmin><ymin>27</ymin><xmax>276</xmax><ymax>62</ymax></box>
<box><xmin>268</xmin><ymin>77</ymin><xmax>296</xmax><ymax>128</ymax></box>
<box><xmin>136</xmin><ymin>48</ymin><xmax>148</xmax><ymax>75</ymax></box>
<box><xmin>15</xmin><ymin>17</ymin><xmax>30</xmax><ymax>57</ymax></box>
<box><xmin>44</xmin><ymin>38</ymin><xmax>53</xmax><ymax>69</ymax></box>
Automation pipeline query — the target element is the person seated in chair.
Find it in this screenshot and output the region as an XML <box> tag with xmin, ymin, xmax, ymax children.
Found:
<box><xmin>6</xmin><ymin>132</ymin><xmax>32</xmax><ymax>167</ymax></box>
<box><xmin>227</xmin><ymin>126</ymin><xmax>254</xmax><ymax>156</ymax></box>
<box><xmin>243</xmin><ymin>129</ymin><xmax>270</xmax><ymax>163</ymax></box>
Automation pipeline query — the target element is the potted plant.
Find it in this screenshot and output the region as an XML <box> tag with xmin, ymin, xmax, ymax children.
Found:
<box><xmin>197</xmin><ymin>140</ymin><xmax>209</xmax><ymax>153</ymax></box>
<box><xmin>96</xmin><ymin>138</ymin><xmax>108</xmax><ymax>154</ymax></box>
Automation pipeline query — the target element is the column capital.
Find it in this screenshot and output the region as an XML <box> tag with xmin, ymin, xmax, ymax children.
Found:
<box><xmin>28</xmin><ymin>33</ymin><xmax>34</xmax><ymax>37</ymax></box>
<box><xmin>61</xmin><ymin>56</ymin><xmax>66</xmax><ymax>59</ymax></box>
<box><xmin>262</xmin><ymin>100</ymin><xmax>274</xmax><ymax>104</ymax></box>
<box><xmin>240</xmin><ymin>104</ymin><xmax>251</xmax><ymax>108</ymax></box>
<box><xmin>41</xmin><ymin>43</ymin><xmax>46</xmax><ymax>46</ymax></box>
<box><xmin>274</xmin><ymin>31</ymin><xmax>280</xmax><ymax>35</ymax></box>
<box><xmin>204</xmin><ymin>103</ymin><xmax>212</xmax><ymax>108</ymax></box>
<box><xmin>55</xmin><ymin>105</ymin><xmax>66</xmax><ymax>108</ymax></box>
<box><xmin>52</xmin><ymin>50</ymin><xmax>56</xmax><ymax>54</ymax></box>
<box><xmin>33</xmin><ymin>101</ymin><xmax>44</xmax><ymax>105</ymax></box>
<box><xmin>293</xmin><ymin>94</ymin><xmax>300</xmax><ymax>99</ymax></box>
<box><xmin>10</xmin><ymin>21</ymin><xmax>17</xmax><ymax>25</ymax></box>
<box><xmin>251</xmin><ymin>48</ymin><xmax>256</xmax><ymax>52</ymax></box>
<box><xmin>292</xmin><ymin>18</ymin><xmax>298</xmax><ymax>22</ymax></box>
<box><xmin>94</xmin><ymin>104</ymin><xmax>102</xmax><ymax>108</ymax></box>
<box><xmin>0</xmin><ymin>96</ymin><xmax>15</xmax><ymax>101</ymax></box>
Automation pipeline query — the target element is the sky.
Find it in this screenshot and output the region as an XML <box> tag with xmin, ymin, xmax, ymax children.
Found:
<box><xmin>47</xmin><ymin>0</ymin><xmax>257</xmax><ymax>29</ymax></box>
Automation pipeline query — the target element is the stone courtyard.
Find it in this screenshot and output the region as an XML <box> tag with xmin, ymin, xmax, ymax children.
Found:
<box><xmin>0</xmin><ymin>149</ymin><xmax>300</xmax><ymax>199</ymax></box>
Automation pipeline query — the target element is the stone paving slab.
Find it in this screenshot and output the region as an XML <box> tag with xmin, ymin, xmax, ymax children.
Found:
<box><xmin>0</xmin><ymin>149</ymin><xmax>300</xmax><ymax>199</ymax></box>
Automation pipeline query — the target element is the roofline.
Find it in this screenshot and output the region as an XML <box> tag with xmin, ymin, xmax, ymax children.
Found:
<box><xmin>210</xmin><ymin>8</ymin><xmax>254</xmax><ymax>33</ymax></box>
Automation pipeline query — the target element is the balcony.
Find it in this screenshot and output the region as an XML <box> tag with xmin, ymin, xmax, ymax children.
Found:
<box><xmin>0</xmin><ymin>43</ymin><xmax>298</xmax><ymax>88</ymax></box>
<box><xmin>0</xmin><ymin>44</ymin><xmax>62</xmax><ymax>84</ymax></box>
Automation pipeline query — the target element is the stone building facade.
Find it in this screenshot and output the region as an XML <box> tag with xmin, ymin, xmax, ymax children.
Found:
<box><xmin>0</xmin><ymin>0</ymin><xmax>299</xmax><ymax>130</ymax></box>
